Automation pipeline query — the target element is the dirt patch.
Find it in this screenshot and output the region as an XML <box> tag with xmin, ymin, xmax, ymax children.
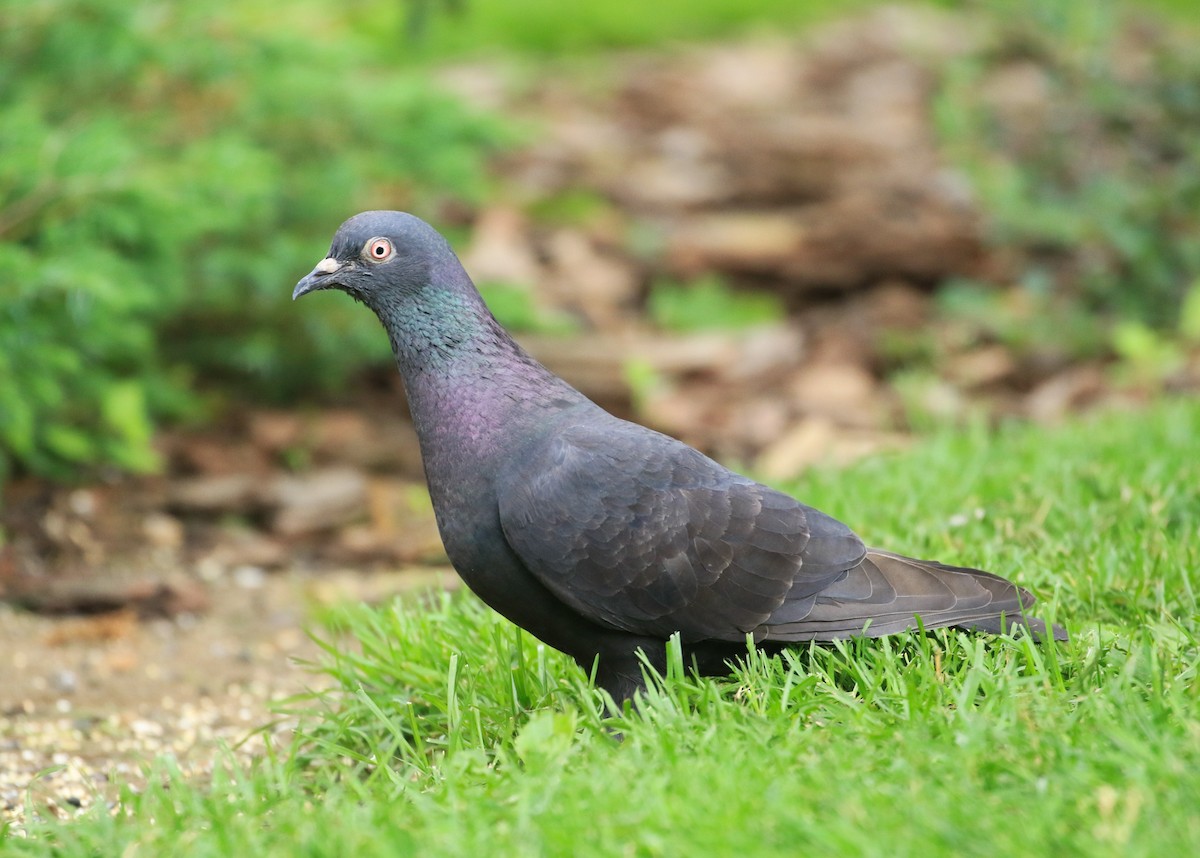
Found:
<box><xmin>0</xmin><ymin>564</ymin><xmax>457</xmax><ymax>829</ymax></box>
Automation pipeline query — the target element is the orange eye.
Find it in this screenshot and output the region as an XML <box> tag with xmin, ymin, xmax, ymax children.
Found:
<box><xmin>366</xmin><ymin>238</ymin><xmax>393</xmax><ymax>261</ymax></box>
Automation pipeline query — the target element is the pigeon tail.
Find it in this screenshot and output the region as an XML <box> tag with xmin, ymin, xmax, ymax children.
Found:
<box><xmin>762</xmin><ymin>549</ymin><xmax>1068</xmax><ymax>643</ymax></box>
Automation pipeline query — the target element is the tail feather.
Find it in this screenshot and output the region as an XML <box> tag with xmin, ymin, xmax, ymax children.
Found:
<box><xmin>763</xmin><ymin>549</ymin><xmax>1067</xmax><ymax>643</ymax></box>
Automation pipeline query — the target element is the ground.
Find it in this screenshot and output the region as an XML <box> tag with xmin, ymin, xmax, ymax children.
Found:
<box><xmin>1</xmin><ymin>556</ymin><xmax>466</xmax><ymax>825</ymax></box>
<box><xmin>2</xmin><ymin>569</ymin><xmax>318</xmax><ymax>822</ymax></box>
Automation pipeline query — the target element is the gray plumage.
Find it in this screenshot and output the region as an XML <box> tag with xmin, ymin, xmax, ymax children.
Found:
<box><xmin>294</xmin><ymin>211</ymin><xmax>1067</xmax><ymax>702</ymax></box>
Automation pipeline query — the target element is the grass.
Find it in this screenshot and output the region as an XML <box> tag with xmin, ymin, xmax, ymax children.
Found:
<box><xmin>377</xmin><ymin>0</ymin><xmax>869</xmax><ymax>60</ymax></box>
<box><xmin>365</xmin><ymin>0</ymin><xmax>1200</xmax><ymax>64</ymax></box>
<box><xmin>7</xmin><ymin>399</ymin><xmax>1199</xmax><ymax>855</ymax></box>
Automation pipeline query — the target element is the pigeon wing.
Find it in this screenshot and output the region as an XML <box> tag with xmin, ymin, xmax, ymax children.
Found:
<box><xmin>496</xmin><ymin>419</ymin><xmax>866</xmax><ymax>642</ymax></box>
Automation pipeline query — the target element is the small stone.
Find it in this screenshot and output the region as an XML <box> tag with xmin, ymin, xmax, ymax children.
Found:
<box><xmin>143</xmin><ymin>512</ymin><xmax>185</xmax><ymax>549</ymax></box>
<box><xmin>248</xmin><ymin>410</ymin><xmax>303</xmax><ymax>453</ymax></box>
<box><xmin>129</xmin><ymin>719</ymin><xmax>163</xmax><ymax>739</ymax></box>
<box><xmin>666</xmin><ymin>211</ymin><xmax>804</xmax><ymax>277</ymax></box>
<box><xmin>267</xmin><ymin>468</ymin><xmax>368</xmax><ymax>536</ymax></box>
<box><xmin>195</xmin><ymin>557</ymin><xmax>225</xmax><ymax>582</ymax></box>
<box><xmin>168</xmin><ymin>474</ymin><xmax>260</xmax><ymax>514</ymax></box>
<box><xmin>755</xmin><ymin>417</ymin><xmax>836</xmax><ymax>479</ymax></box>
<box><xmin>51</xmin><ymin>670</ymin><xmax>78</xmax><ymax>695</ymax></box>
<box><xmin>67</xmin><ymin>489</ymin><xmax>97</xmax><ymax>518</ymax></box>
<box><xmin>947</xmin><ymin>345</ymin><xmax>1017</xmax><ymax>388</ymax></box>
<box><xmin>232</xmin><ymin>566</ymin><xmax>266</xmax><ymax>590</ymax></box>
<box><xmin>790</xmin><ymin>362</ymin><xmax>881</xmax><ymax>424</ymax></box>
<box><xmin>1025</xmin><ymin>364</ymin><xmax>1105</xmax><ymax>423</ymax></box>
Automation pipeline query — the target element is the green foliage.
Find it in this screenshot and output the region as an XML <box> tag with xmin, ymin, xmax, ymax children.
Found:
<box><xmin>934</xmin><ymin>276</ymin><xmax>1109</xmax><ymax>359</ymax></box>
<box><xmin>377</xmin><ymin>0</ymin><xmax>864</xmax><ymax>59</ymax></box>
<box><xmin>476</xmin><ymin>283</ymin><xmax>580</xmax><ymax>334</ymax></box>
<box><xmin>934</xmin><ymin>0</ymin><xmax>1200</xmax><ymax>328</ymax></box>
<box><xmin>11</xmin><ymin>402</ymin><xmax>1200</xmax><ymax>854</ymax></box>
<box><xmin>624</xmin><ymin>358</ymin><xmax>668</xmax><ymax>414</ymax></box>
<box><xmin>648</xmin><ymin>275</ymin><xmax>785</xmax><ymax>333</ymax></box>
<box><xmin>1111</xmin><ymin>320</ymin><xmax>1186</xmax><ymax>385</ymax></box>
<box><xmin>916</xmin><ymin>277</ymin><xmax>1200</xmax><ymax>389</ymax></box>
<box><xmin>1180</xmin><ymin>280</ymin><xmax>1200</xmax><ymax>343</ymax></box>
<box><xmin>1110</xmin><ymin>0</ymin><xmax>1200</xmax><ymax>26</ymax></box>
<box><xmin>0</xmin><ymin>0</ymin><xmax>511</xmax><ymax>481</ymax></box>
<box><xmin>525</xmin><ymin>188</ymin><xmax>613</xmax><ymax>226</ymax></box>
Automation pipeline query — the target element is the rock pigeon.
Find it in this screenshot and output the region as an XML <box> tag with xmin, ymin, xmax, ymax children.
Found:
<box><xmin>294</xmin><ymin>211</ymin><xmax>1067</xmax><ymax>703</ymax></box>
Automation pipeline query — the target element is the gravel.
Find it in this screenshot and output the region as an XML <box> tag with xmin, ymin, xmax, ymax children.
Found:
<box><xmin>0</xmin><ymin>570</ymin><xmax>363</xmax><ymax>834</ymax></box>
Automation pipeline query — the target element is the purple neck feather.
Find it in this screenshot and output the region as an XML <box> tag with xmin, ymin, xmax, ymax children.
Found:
<box><xmin>372</xmin><ymin>256</ymin><xmax>583</xmax><ymax>471</ymax></box>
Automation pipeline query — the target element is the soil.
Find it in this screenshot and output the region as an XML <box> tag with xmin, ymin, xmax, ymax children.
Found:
<box><xmin>1</xmin><ymin>572</ymin><xmax>322</xmax><ymax>823</ymax></box>
<box><xmin>1</xmin><ymin>555</ymin><xmax>460</xmax><ymax>828</ymax></box>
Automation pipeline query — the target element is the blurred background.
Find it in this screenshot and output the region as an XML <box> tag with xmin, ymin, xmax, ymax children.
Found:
<box><xmin>1</xmin><ymin>0</ymin><xmax>1199</xmax><ymax>735</ymax></box>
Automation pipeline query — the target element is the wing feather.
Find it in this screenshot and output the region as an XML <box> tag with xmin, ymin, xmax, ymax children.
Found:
<box><xmin>496</xmin><ymin>417</ymin><xmax>865</xmax><ymax>641</ymax></box>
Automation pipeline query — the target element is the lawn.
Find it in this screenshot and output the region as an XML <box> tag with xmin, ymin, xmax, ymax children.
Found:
<box><xmin>7</xmin><ymin>399</ymin><xmax>1198</xmax><ymax>855</ymax></box>
<box><xmin>359</xmin><ymin>0</ymin><xmax>870</xmax><ymax>59</ymax></box>
<box><xmin>342</xmin><ymin>0</ymin><xmax>1200</xmax><ymax>60</ymax></box>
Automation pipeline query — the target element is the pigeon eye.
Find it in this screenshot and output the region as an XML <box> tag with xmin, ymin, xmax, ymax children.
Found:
<box><xmin>365</xmin><ymin>238</ymin><xmax>393</xmax><ymax>262</ymax></box>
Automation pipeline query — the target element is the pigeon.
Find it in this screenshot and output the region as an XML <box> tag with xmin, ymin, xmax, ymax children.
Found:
<box><xmin>294</xmin><ymin>211</ymin><xmax>1067</xmax><ymax>703</ymax></box>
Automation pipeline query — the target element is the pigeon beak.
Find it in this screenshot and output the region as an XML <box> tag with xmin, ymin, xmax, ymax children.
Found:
<box><xmin>293</xmin><ymin>257</ymin><xmax>344</xmax><ymax>300</ymax></box>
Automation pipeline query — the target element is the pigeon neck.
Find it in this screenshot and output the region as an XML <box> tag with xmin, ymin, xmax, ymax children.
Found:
<box><xmin>376</xmin><ymin>278</ymin><xmax>501</xmax><ymax>375</ymax></box>
<box><xmin>373</xmin><ymin>264</ymin><xmax>581</xmax><ymax>459</ymax></box>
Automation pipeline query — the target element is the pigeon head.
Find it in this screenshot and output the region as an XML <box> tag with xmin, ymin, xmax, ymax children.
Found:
<box><xmin>292</xmin><ymin>210</ymin><xmax>456</xmax><ymax>309</ymax></box>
